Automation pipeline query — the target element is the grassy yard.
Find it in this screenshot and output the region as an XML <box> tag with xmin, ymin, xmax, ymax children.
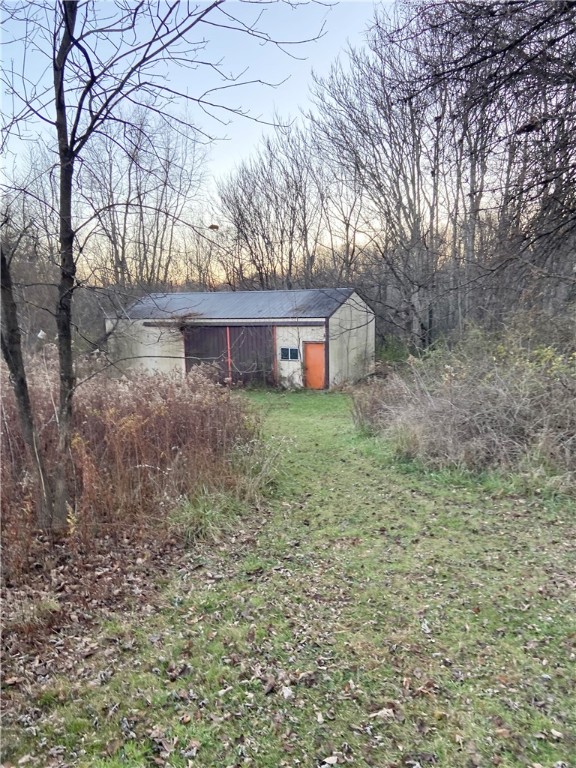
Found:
<box><xmin>3</xmin><ymin>391</ymin><xmax>575</xmax><ymax>767</ymax></box>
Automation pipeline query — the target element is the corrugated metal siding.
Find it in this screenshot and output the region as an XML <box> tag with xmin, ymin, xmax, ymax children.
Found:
<box><xmin>183</xmin><ymin>325</ymin><xmax>274</xmax><ymax>384</ymax></box>
<box><xmin>125</xmin><ymin>288</ymin><xmax>354</xmax><ymax>321</ymax></box>
<box><xmin>183</xmin><ymin>326</ymin><xmax>227</xmax><ymax>376</ymax></box>
<box><xmin>229</xmin><ymin>326</ymin><xmax>274</xmax><ymax>385</ymax></box>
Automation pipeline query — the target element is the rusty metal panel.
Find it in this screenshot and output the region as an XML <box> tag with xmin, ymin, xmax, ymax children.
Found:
<box><xmin>229</xmin><ymin>326</ymin><xmax>274</xmax><ymax>385</ymax></box>
<box><xmin>183</xmin><ymin>326</ymin><xmax>227</xmax><ymax>376</ymax></box>
<box><xmin>184</xmin><ymin>324</ymin><xmax>274</xmax><ymax>384</ymax></box>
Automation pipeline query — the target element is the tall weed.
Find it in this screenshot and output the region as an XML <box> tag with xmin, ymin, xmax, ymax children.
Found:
<box><xmin>1</xmin><ymin>358</ymin><xmax>262</xmax><ymax>578</ymax></box>
<box><xmin>353</xmin><ymin>321</ymin><xmax>576</xmax><ymax>490</ymax></box>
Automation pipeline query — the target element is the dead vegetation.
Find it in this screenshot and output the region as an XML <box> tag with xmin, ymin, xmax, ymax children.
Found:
<box><xmin>1</xmin><ymin>360</ymin><xmax>263</xmax><ymax>582</ymax></box>
<box><xmin>353</xmin><ymin>320</ymin><xmax>576</xmax><ymax>490</ymax></box>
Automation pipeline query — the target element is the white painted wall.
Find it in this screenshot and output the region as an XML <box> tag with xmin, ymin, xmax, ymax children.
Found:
<box><xmin>328</xmin><ymin>293</ymin><xmax>375</xmax><ymax>386</ymax></box>
<box><xmin>106</xmin><ymin>319</ymin><xmax>185</xmax><ymax>375</ymax></box>
<box><xmin>275</xmin><ymin>324</ymin><xmax>325</xmax><ymax>388</ymax></box>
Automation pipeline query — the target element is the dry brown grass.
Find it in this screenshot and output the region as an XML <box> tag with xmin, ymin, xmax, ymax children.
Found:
<box><xmin>354</xmin><ymin>322</ymin><xmax>576</xmax><ymax>487</ymax></box>
<box><xmin>1</xmin><ymin>358</ymin><xmax>261</xmax><ymax>579</ymax></box>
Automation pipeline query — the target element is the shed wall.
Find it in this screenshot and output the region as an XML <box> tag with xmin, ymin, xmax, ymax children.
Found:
<box><xmin>275</xmin><ymin>324</ymin><xmax>325</xmax><ymax>388</ymax></box>
<box><xmin>106</xmin><ymin>319</ymin><xmax>185</xmax><ymax>375</ymax></box>
<box><xmin>328</xmin><ymin>293</ymin><xmax>375</xmax><ymax>386</ymax></box>
<box><xmin>109</xmin><ymin>298</ymin><xmax>373</xmax><ymax>388</ymax></box>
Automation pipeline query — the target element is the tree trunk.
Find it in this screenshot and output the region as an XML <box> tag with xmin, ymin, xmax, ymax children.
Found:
<box><xmin>53</xmin><ymin>151</ymin><xmax>76</xmax><ymax>531</ymax></box>
<box><xmin>1</xmin><ymin>247</ymin><xmax>55</xmax><ymax>528</ymax></box>
<box><xmin>52</xmin><ymin>1</ymin><xmax>79</xmax><ymax>531</ymax></box>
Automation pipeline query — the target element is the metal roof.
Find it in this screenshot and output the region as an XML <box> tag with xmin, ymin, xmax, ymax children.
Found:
<box><xmin>124</xmin><ymin>288</ymin><xmax>356</xmax><ymax>321</ymax></box>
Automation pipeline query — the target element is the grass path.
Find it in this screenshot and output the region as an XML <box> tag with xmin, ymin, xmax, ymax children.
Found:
<box><xmin>3</xmin><ymin>392</ymin><xmax>575</xmax><ymax>767</ymax></box>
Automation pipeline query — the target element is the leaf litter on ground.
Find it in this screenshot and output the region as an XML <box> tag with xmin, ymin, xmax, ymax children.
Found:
<box><xmin>2</xmin><ymin>391</ymin><xmax>575</xmax><ymax>768</ymax></box>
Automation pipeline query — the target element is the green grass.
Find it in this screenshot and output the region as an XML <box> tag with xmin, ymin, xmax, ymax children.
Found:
<box><xmin>3</xmin><ymin>391</ymin><xmax>575</xmax><ymax>767</ymax></box>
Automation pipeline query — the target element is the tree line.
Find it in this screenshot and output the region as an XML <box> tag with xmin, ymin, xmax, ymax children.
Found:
<box><xmin>218</xmin><ymin>0</ymin><xmax>576</xmax><ymax>347</ymax></box>
<box><xmin>1</xmin><ymin>0</ymin><xmax>575</xmax><ymax>531</ymax></box>
<box><xmin>5</xmin><ymin>2</ymin><xmax>576</xmax><ymax>353</ymax></box>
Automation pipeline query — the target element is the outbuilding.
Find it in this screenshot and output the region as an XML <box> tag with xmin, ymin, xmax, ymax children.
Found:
<box><xmin>107</xmin><ymin>288</ymin><xmax>375</xmax><ymax>389</ymax></box>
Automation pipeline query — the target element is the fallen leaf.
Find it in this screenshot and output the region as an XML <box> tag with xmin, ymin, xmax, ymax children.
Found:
<box><xmin>369</xmin><ymin>707</ymin><xmax>395</xmax><ymax>720</ymax></box>
<box><xmin>404</xmin><ymin>752</ymin><xmax>438</xmax><ymax>765</ymax></box>
<box><xmin>182</xmin><ymin>739</ymin><xmax>200</xmax><ymax>758</ymax></box>
<box><xmin>3</xmin><ymin>676</ymin><xmax>24</xmax><ymax>686</ymax></box>
<box><xmin>105</xmin><ymin>739</ymin><xmax>123</xmax><ymax>755</ymax></box>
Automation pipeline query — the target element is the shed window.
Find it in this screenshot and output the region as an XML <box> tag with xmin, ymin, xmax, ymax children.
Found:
<box><xmin>280</xmin><ymin>347</ymin><xmax>299</xmax><ymax>361</ymax></box>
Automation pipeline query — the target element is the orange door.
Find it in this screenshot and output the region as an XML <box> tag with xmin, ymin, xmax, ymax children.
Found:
<box><xmin>304</xmin><ymin>342</ymin><xmax>325</xmax><ymax>389</ymax></box>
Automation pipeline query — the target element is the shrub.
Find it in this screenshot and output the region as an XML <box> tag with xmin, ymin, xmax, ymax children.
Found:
<box><xmin>353</xmin><ymin>321</ymin><xmax>576</xmax><ymax>489</ymax></box>
<box><xmin>1</xmin><ymin>359</ymin><xmax>262</xmax><ymax>578</ymax></box>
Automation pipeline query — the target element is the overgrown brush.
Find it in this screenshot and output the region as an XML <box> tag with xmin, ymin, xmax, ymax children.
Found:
<box><xmin>1</xmin><ymin>358</ymin><xmax>264</xmax><ymax>578</ymax></box>
<box><xmin>354</xmin><ymin>321</ymin><xmax>576</xmax><ymax>489</ymax></box>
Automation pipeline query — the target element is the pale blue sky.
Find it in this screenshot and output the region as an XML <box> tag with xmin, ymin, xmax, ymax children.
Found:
<box><xmin>198</xmin><ymin>1</ymin><xmax>379</xmax><ymax>179</ymax></box>
<box><xmin>1</xmin><ymin>1</ymin><xmax>382</xmax><ymax>182</ymax></box>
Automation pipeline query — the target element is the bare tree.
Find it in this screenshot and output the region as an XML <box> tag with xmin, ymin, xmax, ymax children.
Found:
<box><xmin>82</xmin><ymin>110</ymin><xmax>205</xmax><ymax>289</ymax></box>
<box><xmin>311</xmin><ymin>32</ymin><xmax>451</xmax><ymax>346</ymax></box>
<box><xmin>307</xmin><ymin>0</ymin><xmax>576</xmax><ymax>343</ymax></box>
<box><xmin>218</xmin><ymin>122</ymin><xmax>340</xmax><ymax>290</ymax></box>
<box><xmin>1</xmin><ymin>219</ymin><xmax>56</xmax><ymax>527</ymax></box>
<box><xmin>408</xmin><ymin>0</ymin><xmax>576</xmax><ymax>304</ymax></box>
<box><xmin>218</xmin><ymin>134</ymin><xmax>302</xmax><ymax>289</ymax></box>
<box><xmin>1</xmin><ymin>0</ymin><xmax>322</xmax><ymax>530</ymax></box>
